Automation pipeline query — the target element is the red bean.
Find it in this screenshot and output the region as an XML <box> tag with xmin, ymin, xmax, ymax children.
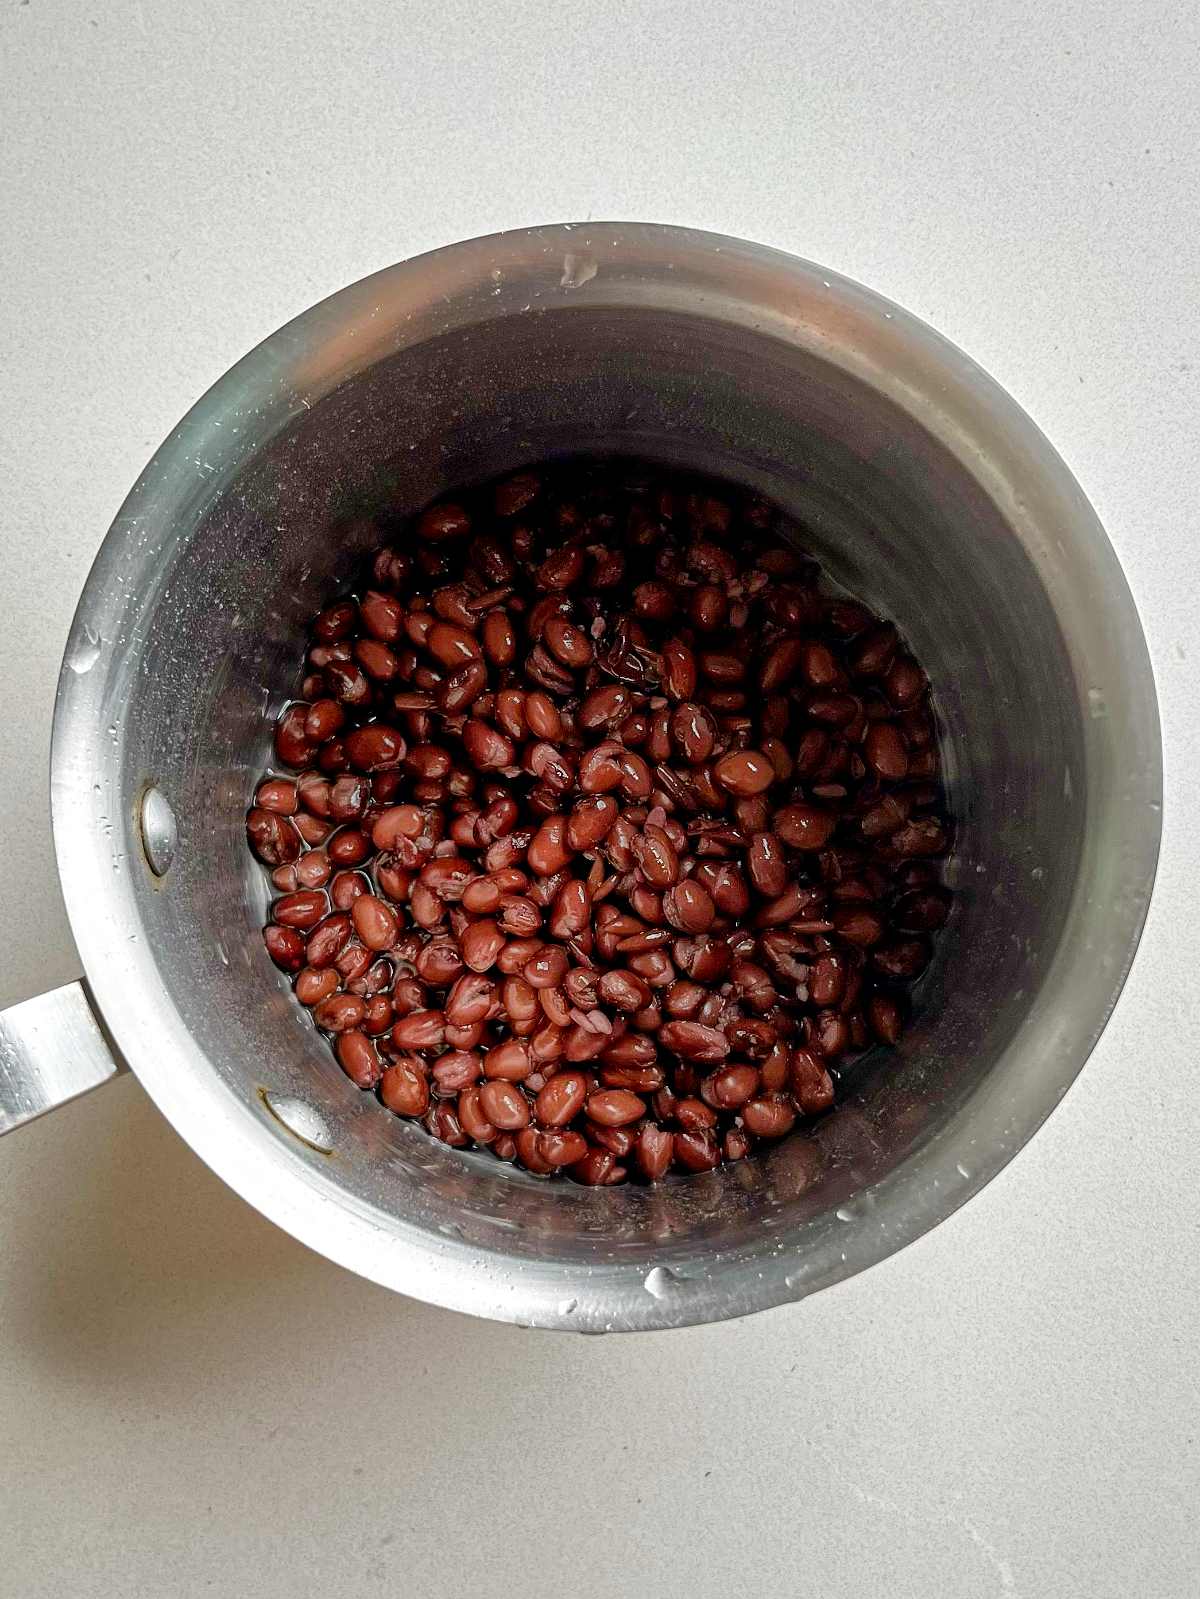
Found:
<box><xmin>537</xmin><ymin>545</ymin><xmax>584</xmax><ymax>590</ymax></box>
<box><xmin>742</xmin><ymin>1096</ymin><xmax>796</xmax><ymax>1138</ymax></box>
<box><xmin>774</xmin><ymin>804</ymin><xmax>838</xmax><ymax>850</ymax></box>
<box><xmin>274</xmin><ymin>703</ymin><xmax>316</xmax><ymax>767</ymax></box>
<box><xmin>295</xmin><ymin>966</ymin><xmax>339</xmax><ymax>1006</ymax></box>
<box><xmin>248</xmin><ymin>808</ymin><xmax>302</xmax><ymax>867</ymax></box>
<box><xmin>893</xmin><ymin>887</ymin><xmax>951</xmax><ymax>932</ymax></box>
<box><xmin>873</xmin><ymin>937</ymin><xmax>931</xmax><ymax>979</ymax></box>
<box><xmin>351</xmin><ymin>894</ymin><xmax>399</xmax><ymax>951</ymax></box>
<box><xmin>264</xmin><ymin>924</ymin><xmax>305</xmax><ymax>971</ymax></box>
<box><xmin>633</xmin><ymin>580</ymin><xmax>676</xmax><ymax>621</ymax></box>
<box><xmin>328</xmin><ymin>774</ymin><xmax>369</xmax><ymax>822</ymax></box>
<box><xmin>575</xmin><ymin>743</ymin><xmax>625</xmax><ymax>794</ymax></box>
<box><xmin>523</xmin><ymin>945</ymin><xmax>569</xmax><ymax>989</ymax></box>
<box><xmin>355</xmin><ymin>638</ymin><xmax>400</xmax><ymax>681</ymax></box>
<box><xmin>713</xmin><ymin>750</ymin><xmax>774</xmax><ymax>795</ymax></box>
<box><xmin>659</xmin><ymin>1021</ymin><xmax>729</xmax><ymax>1064</ymax></box>
<box><xmin>569</xmin><ymin>1148</ymin><xmax>622</xmax><ymax>1185</ymax></box>
<box><xmin>544</xmin><ymin>617</ymin><xmax>593</xmax><ymax>668</ymax></box>
<box><xmin>597</xmin><ymin>969</ymin><xmax>651</xmax><ymax>1011</ymax></box>
<box><xmin>328</xmin><ymin>829</ymin><xmax>371</xmax><ymax>866</ymax></box>
<box><xmin>759</xmin><ymin>638</ymin><xmax>806</xmax><ymax>692</ymax></box>
<box><xmin>427</xmin><ymin>622</ymin><xmax>481</xmax><ymax>670</ymax></box>
<box><xmin>675</xmin><ymin>1096</ymin><xmax>716</xmax><ymax>1131</ymax></box>
<box><xmin>433</xmin><ymin>1051</ymin><xmax>483</xmax><ymax>1094</ymax></box>
<box><xmin>790</xmin><ymin>1047</ymin><xmax>835</xmax><ymax>1114</ymax></box>
<box><xmin>746</xmin><ymin>831</ymin><xmax>787</xmax><ymax>897</ymax></box>
<box><xmin>481</xmin><ymin>608</ymin><xmax>517</xmax><ymax>667</ymax></box>
<box><xmin>458</xmin><ymin>1085</ymin><xmax>497</xmax><ymax>1143</ymax></box>
<box><xmin>314</xmin><ymin>992</ymin><xmax>367</xmax><ymax>1033</ymax></box>
<box><xmin>273</xmin><ymin>890</ymin><xmax>327</xmax><ymax>930</ymax></box>
<box><xmin>478</xmin><ymin>1079</ymin><xmax>531</xmax><ymax>1131</ymax></box>
<box><xmin>668</xmin><ymin>702</ymin><xmax>715</xmax><ymax>764</ymax></box>
<box><xmin>426</xmin><ymin>1103</ymin><xmax>469</xmax><ymax>1145</ymax></box>
<box><xmin>586</xmin><ymin>1089</ymin><xmax>645</xmax><ymax>1127</ymax></box>
<box><xmin>293</xmin><ymin>813</ymin><xmax>330</xmax><ymax>847</ymax></box>
<box><xmin>697</xmin><ymin>862</ymin><xmax>750</xmax><ymax>917</ymax></box>
<box><xmin>527</xmin><ymin>815</ymin><xmax>572</xmax><ymax>876</ymax></box>
<box><xmin>391</xmin><ymin>1009</ymin><xmax>445</xmax><ymax>1050</ymax></box>
<box><xmin>578</xmin><ymin>684</ymin><xmax>632</xmax><ymax>730</ymax></box>
<box><xmin>336</xmin><ymin>1030</ymin><xmax>381</xmax><ymax>1088</ymax></box>
<box><xmin>357</xmin><ymin>590</ymin><xmax>401</xmax><ymax>643</ymax></box>
<box><xmin>380</xmin><ymin>1057</ymin><xmax>431</xmax><ymax>1116</ymax></box>
<box><xmin>305</xmin><ymin>913</ymin><xmax>353</xmax><ymax>968</ymax></box>
<box><xmin>493</xmin><ymin>472</ymin><xmax>539</xmax><ymax>517</ymax></box>
<box><xmin>256</xmin><ymin>778</ymin><xmax>298</xmax><ymax>815</ymax></box>
<box><xmin>731</xmin><ymin>959</ymin><xmax>776</xmax><ymax>1011</ymax></box>
<box><xmin>702</xmin><ymin>1064</ymin><xmax>760</xmax><ymax>1108</ymax></box>
<box><xmin>864</xmin><ymin>722</ymin><xmax>909</xmax><ymax>781</ymax></box>
<box><xmin>548</xmin><ymin>878</ymin><xmax>591</xmax><ymax>939</ymax></box>
<box><xmin>632</xmin><ymin>825</ymin><xmax>678</xmax><ymax>887</ymax></box>
<box><xmin>444</xmin><ymin>973</ymin><xmax>496</xmax><ymax>1026</ymax></box>
<box><xmin>832</xmin><ymin>906</ymin><xmax>885</xmax><ymax>948</ymax></box>
<box><xmin>809</xmin><ymin>952</ymin><xmax>847</xmax><ymax>1007</ymax></box>
<box><xmin>461</xmin><ymin>919</ymin><xmax>505</xmax><ymax>972</ymax></box>
<box><xmin>566</xmin><ymin>794</ymin><xmax>619</xmax><ymax>849</ymax></box>
<box><xmin>414</xmin><ymin>939</ymin><xmax>464</xmax><ymax>985</ymax></box>
<box><xmin>294</xmin><ymin>850</ymin><xmax>331</xmax><ymax>889</ymax></box>
<box><xmin>525</xmin><ymin>690</ymin><xmax>563</xmax><ymax>741</ymax></box>
<box><xmin>662</xmin><ymin>880</ymin><xmax>715</xmax><ymax>934</ymax></box>
<box><xmin>868</xmin><ymin>991</ymin><xmax>903</xmax><ymax>1045</ymax></box>
<box><xmin>418</xmin><ymin>503</ymin><xmax>471</xmax><ymax>541</ymax></box>
<box><xmin>336</xmin><ymin>942</ymin><xmax>373</xmax><ymax>985</ymax></box>
<box><xmin>724</xmin><ymin>1127</ymin><xmax>753</xmax><ymax>1162</ymax></box>
<box><xmin>635</xmin><ymin>1124</ymin><xmax>674</xmax><ymax>1181</ymax></box>
<box><xmin>661</xmin><ymin>638</ymin><xmax>697</xmax><ymax>700</ymax></box>
<box><xmin>497</xmin><ymin>935</ymin><xmax>542</xmax><ymax>974</ymax></box>
<box><xmin>463</xmin><ymin>719</ymin><xmax>514</xmax><ymax>770</ymax></box>
<box><xmin>532</xmin><ymin>1070</ymin><xmax>585</xmax><ymax>1126</ymax></box>
<box><xmin>483</xmin><ymin>1039</ymin><xmax>533</xmax><ymax>1081</ymax></box>
<box><xmin>891</xmin><ymin>818</ymin><xmax>948</xmax><ymax>857</ymax></box>
<box><xmin>674</xmin><ymin>1129</ymin><xmax>720</xmax><ymax>1171</ymax></box>
<box><xmin>326</xmin><ymin>660</ymin><xmax>371</xmax><ymax>705</ymax></box>
<box><xmin>535</xmin><ymin>1129</ymin><xmax>588</xmax><ymax>1167</ymax></box>
<box><xmin>884</xmin><ymin>655</ymin><xmax>926</xmax><ymax>708</ymax></box>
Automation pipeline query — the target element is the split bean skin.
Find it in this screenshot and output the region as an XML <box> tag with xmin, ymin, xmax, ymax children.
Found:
<box><xmin>248</xmin><ymin>459</ymin><xmax>953</xmax><ymax>1183</ymax></box>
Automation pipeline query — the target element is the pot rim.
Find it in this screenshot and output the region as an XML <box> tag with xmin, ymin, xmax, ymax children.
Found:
<box><xmin>50</xmin><ymin>222</ymin><xmax>1162</xmax><ymax>1331</ymax></box>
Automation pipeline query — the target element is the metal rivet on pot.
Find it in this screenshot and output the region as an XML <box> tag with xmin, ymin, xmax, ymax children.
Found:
<box><xmin>643</xmin><ymin>1265</ymin><xmax>691</xmax><ymax>1299</ymax></box>
<box><xmin>260</xmin><ymin>1090</ymin><xmax>334</xmax><ymax>1154</ymax></box>
<box><xmin>139</xmin><ymin>784</ymin><xmax>177</xmax><ymax>877</ymax></box>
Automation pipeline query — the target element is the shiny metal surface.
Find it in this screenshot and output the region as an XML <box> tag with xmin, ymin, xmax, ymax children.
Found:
<box><xmin>0</xmin><ymin>982</ymin><xmax>123</xmax><ymax>1133</ymax></box>
<box><xmin>46</xmin><ymin>223</ymin><xmax>1160</xmax><ymax>1330</ymax></box>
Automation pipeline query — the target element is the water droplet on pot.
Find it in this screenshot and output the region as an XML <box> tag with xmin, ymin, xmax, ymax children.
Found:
<box><xmin>644</xmin><ymin>1264</ymin><xmax>684</xmax><ymax>1298</ymax></box>
<box><xmin>67</xmin><ymin>625</ymin><xmax>101</xmax><ymax>674</ymax></box>
<box><xmin>561</xmin><ymin>253</ymin><xmax>598</xmax><ymax>289</ymax></box>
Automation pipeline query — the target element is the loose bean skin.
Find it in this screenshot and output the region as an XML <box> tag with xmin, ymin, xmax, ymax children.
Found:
<box><xmin>249</xmin><ymin>458</ymin><xmax>953</xmax><ymax>1182</ymax></box>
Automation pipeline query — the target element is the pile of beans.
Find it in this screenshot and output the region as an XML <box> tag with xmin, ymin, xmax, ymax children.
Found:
<box><xmin>247</xmin><ymin>460</ymin><xmax>952</xmax><ymax>1184</ymax></box>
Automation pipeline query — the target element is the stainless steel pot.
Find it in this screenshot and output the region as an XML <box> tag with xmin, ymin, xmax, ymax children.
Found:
<box><xmin>0</xmin><ymin>223</ymin><xmax>1161</xmax><ymax>1331</ymax></box>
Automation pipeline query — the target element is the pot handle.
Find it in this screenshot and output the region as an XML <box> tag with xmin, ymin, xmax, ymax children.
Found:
<box><xmin>0</xmin><ymin>981</ymin><xmax>125</xmax><ymax>1134</ymax></box>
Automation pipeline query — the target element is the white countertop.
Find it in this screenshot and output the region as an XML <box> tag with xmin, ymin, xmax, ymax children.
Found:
<box><xmin>3</xmin><ymin>3</ymin><xmax>1198</xmax><ymax>1595</ymax></box>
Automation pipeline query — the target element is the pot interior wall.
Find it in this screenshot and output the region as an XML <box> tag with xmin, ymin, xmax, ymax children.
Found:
<box><xmin>116</xmin><ymin>304</ymin><xmax>1084</xmax><ymax>1265</ymax></box>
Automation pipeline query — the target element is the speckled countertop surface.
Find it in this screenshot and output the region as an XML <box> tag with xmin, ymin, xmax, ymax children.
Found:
<box><xmin>2</xmin><ymin>3</ymin><xmax>1198</xmax><ymax>1595</ymax></box>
